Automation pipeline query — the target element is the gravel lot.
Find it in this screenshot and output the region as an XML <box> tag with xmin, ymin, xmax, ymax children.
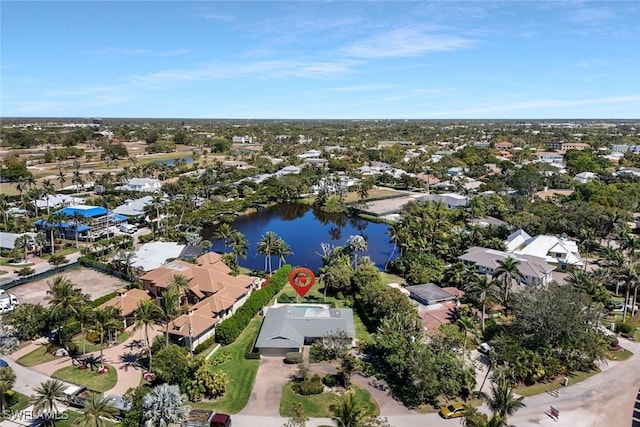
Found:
<box><xmin>8</xmin><ymin>267</ymin><xmax>125</xmax><ymax>306</ymax></box>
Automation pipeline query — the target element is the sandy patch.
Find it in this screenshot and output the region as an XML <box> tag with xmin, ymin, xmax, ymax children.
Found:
<box><xmin>8</xmin><ymin>267</ymin><xmax>125</xmax><ymax>306</ymax></box>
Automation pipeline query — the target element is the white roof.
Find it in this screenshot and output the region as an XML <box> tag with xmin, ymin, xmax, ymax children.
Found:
<box><xmin>513</xmin><ymin>235</ymin><xmax>583</xmax><ymax>267</ymax></box>
<box><xmin>505</xmin><ymin>229</ymin><xmax>532</xmax><ymax>252</ymax></box>
<box><xmin>131</xmin><ymin>242</ymin><xmax>186</xmax><ymax>271</ymax></box>
<box><xmin>33</xmin><ymin>194</ymin><xmax>84</xmax><ymax>208</ymax></box>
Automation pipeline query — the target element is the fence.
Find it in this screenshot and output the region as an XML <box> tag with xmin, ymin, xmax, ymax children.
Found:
<box><xmin>0</xmin><ymin>262</ymin><xmax>80</xmax><ymax>290</ymax></box>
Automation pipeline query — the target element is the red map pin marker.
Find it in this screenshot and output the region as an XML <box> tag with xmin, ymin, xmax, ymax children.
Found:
<box><xmin>288</xmin><ymin>268</ymin><xmax>316</xmax><ymax>298</ymax></box>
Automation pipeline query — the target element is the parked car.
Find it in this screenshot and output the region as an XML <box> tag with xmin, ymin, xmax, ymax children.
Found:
<box><xmin>609</xmin><ymin>301</ymin><xmax>624</xmax><ymax>311</ymax></box>
<box><xmin>478</xmin><ymin>342</ymin><xmax>492</xmax><ymax>354</ymax></box>
<box><xmin>439</xmin><ymin>403</ymin><xmax>466</xmax><ymax>419</ymax></box>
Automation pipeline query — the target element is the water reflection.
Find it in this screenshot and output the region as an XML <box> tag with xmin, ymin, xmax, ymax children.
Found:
<box><xmin>203</xmin><ymin>203</ymin><xmax>395</xmax><ymax>272</ymax></box>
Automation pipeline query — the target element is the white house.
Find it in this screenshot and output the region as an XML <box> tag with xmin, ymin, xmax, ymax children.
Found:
<box><xmin>574</xmin><ymin>172</ymin><xmax>598</xmax><ymax>184</ymax></box>
<box><xmin>33</xmin><ymin>194</ymin><xmax>85</xmax><ymax>210</ymax></box>
<box><xmin>505</xmin><ymin>229</ymin><xmax>583</xmax><ymax>269</ymax></box>
<box><xmin>275</xmin><ymin>165</ymin><xmax>302</xmax><ymax>176</ymax></box>
<box><xmin>116</xmin><ymin>178</ymin><xmax>162</xmax><ymax>193</ymax></box>
<box><xmin>420</xmin><ymin>193</ymin><xmax>468</xmax><ymax>209</ymax></box>
<box><xmin>537</xmin><ymin>152</ymin><xmax>564</xmax><ymax>164</ymax></box>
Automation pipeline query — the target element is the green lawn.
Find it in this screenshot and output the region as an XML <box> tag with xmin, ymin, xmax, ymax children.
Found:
<box><xmin>415</xmin><ymin>397</ymin><xmax>482</xmax><ymax>414</ymax></box>
<box><xmin>55</xmin><ymin>410</ymin><xmax>118</xmax><ymax>427</ymax></box>
<box><xmin>0</xmin><ymin>391</ymin><xmax>31</xmax><ymax>420</ymax></box>
<box><xmin>0</xmin><ymin>258</ymin><xmax>34</xmax><ymax>267</ymax></box>
<box><xmin>515</xmin><ymin>369</ymin><xmax>600</xmax><ymax>397</ymax></box>
<box><xmin>379</xmin><ymin>272</ymin><xmax>406</xmax><ymax>285</ymax></box>
<box><xmin>191</xmin><ymin>317</ymin><xmax>262</xmax><ymax>414</ymax></box>
<box><xmin>353</xmin><ymin>311</ymin><xmax>371</xmax><ymax>341</ymax></box>
<box><xmin>17</xmin><ymin>345</ymin><xmax>58</xmax><ymax>367</ymax></box>
<box><xmin>71</xmin><ymin>331</ymin><xmax>131</xmax><ymax>354</ymax></box>
<box><xmin>43</xmin><ymin>247</ymin><xmax>81</xmax><ymax>258</ymax></box>
<box><xmin>280</xmin><ymin>383</ymin><xmax>378</xmax><ymax>418</ymax></box>
<box><xmin>606</xmin><ymin>348</ymin><xmax>634</xmax><ymax>361</ymax></box>
<box><xmin>52</xmin><ymin>364</ymin><xmax>117</xmax><ymax>392</ymax></box>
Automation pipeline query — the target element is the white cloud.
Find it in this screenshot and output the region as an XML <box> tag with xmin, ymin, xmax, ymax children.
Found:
<box><xmin>342</xmin><ymin>25</ymin><xmax>475</xmax><ymax>58</ymax></box>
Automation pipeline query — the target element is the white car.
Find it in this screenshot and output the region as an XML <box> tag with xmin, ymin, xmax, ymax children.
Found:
<box><xmin>478</xmin><ymin>343</ymin><xmax>492</xmax><ymax>354</ymax></box>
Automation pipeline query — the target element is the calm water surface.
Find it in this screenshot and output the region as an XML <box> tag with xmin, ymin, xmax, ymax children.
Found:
<box><xmin>204</xmin><ymin>203</ymin><xmax>396</xmax><ymax>272</ymax></box>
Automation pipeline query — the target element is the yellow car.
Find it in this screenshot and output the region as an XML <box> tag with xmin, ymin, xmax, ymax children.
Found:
<box><xmin>439</xmin><ymin>403</ymin><xmax>466</xmax><ymax>419</ymax></box>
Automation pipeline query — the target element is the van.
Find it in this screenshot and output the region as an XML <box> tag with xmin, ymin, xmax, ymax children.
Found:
<box><xmin>119</xmin><ymin>224</ymin><xmax>137</xmax><ymax>234</ymax></box>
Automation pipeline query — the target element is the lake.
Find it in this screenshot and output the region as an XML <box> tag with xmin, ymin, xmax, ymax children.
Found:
<box><xmin>155</xmin><ymin>156</ymin><xmax>194</xmax><ymax>167</ymax></box>
<box><xmin>204</xmin><ymin>203</ymin><xmax>397</xmax><ymax>273</ymax></box>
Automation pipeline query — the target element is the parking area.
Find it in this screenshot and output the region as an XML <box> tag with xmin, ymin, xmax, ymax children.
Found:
<box><xmin>7</xmin><ymin>267</ymin><xmax>125</xmax><ymax>306</ymax></box>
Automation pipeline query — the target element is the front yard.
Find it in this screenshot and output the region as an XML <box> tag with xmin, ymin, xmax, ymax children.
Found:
<box><xmin>52</xmin><ymin>364</ymin><xmax>117</xmax><ymax>392</ymax></box>
<box><xmin>279</xmin><ymin>383</ymin><xmax>378</xmax><ymax>418</ymax></box>
<box><xmin>191</xmin><ymin>317</ymin><xmax>261</xmax><ymax>414</ymax></box>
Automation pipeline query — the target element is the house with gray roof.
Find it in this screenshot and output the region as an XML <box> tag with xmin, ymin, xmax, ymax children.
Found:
<box><xmin>113</xmin><ymin>196</ymin><xmax>154</xmax><ymax>218</ymax></box>
<box><xmin>255</xmin><ymin>304</ymin><xmax>355</xmax><ymax>357</ymax></box>
<box><xmin>459</xmin><ymin>246</ymin><xmax>555</xmax><ymax>287</ymax></box>
<box><xmin>406</xmin><ymin>283</ymin><xmax>458</xmax><ymax>306</ymax></box>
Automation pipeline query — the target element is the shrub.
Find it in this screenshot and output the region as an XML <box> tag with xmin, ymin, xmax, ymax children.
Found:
<box><xmin>294</xmin><ymin>375</ymin><xmax>323</xmax><ymax>396</ymax></box>
<box><xmin>308</xmin><ymin>344</ymin><xmax>325</xmax><ymax>363</ymax></box>
<box><xmin>210</xmin><ymin>351</ymin><xmax>231</xmax><ymax>366</ymax></box>
<box><xmin>606</xmin><ymin>335</ymin><xmax>619</xmax><ymax>347</ymax></box>
<box><xmin>617</xmin><ymin>322</ymin><xmax>634</xmax><ymax>334</ymax></box>
<box><xmin>215</xmin><ymin>265</ymin><xmax>292</xmax><ymax>345</ymax></box>
<box><xmin>245</xmin><ymin>342</ymin><xmax>260</xmax><ymax>360</ymax></box>
<box><xmin>322</xmin><ymin>374</ymin><xmax>338</xmax><ymax>388</ymax></box>
<box><xmin>194</xmin><ymin>336</ymin><xmax>216</xmax><ymax>354</ymax></box>
<box><xmin>138</xmin><ymin>233</ymin><xmax>154</xmax><ymax>244</ymax></box>
<box><xmin>4</xmin><ymin>390</ymin><xmax>19</xmax><ymax>408</ymax></box>
<box><xmin>85</xmin><ymin>331</ymin><xmax>101</xmax><ymax>344</ymax></box>
<box><xmin>90</xmin><ymin>292</ymin><xmax>117</xmax><ymax>308</ymax></box>
<box><xmin>284</xmin><ymin>352</ymin><xmax>303</xmax><ymax>364</ymax></box>
<box><xmin>151</xmin><ymin>335</ymin><xmax>167</xmax><ymax>353</ymax></box>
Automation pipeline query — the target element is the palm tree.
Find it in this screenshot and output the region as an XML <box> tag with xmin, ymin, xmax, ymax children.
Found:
<box><xmin>57</xmin><ymin>170</ymin><xmax>66</xmax><ymax>190</ymax></box>
<box><xmin>347</xmin><ymin>235</ymin><xmax>368</xmax><ymax>270</ymax></box>
<box><xmin>31</xmin><ymin>379</ymin><xmax>67</xmax><ymax>426</ymax></box>
<box><xmin>274</xmin><ymin>237</ymin><xmax>293</xmax><ymax>268</ymax></box>
<box><xmin>42</xmin><ymin>179</ymin><xmax>56</xmax><ymax>215</ymax></box>
<box><xmin>45</xmin><ymin>213</ymin><xmax>58</xmax><ymax>255</ymax></box>
<box><xmin>159</xmin><ymin>288</ymin><xmax>180</xmax><ymax>348</ymax></box>
<box><xmin>213</xmin><ymin>222</ymin><xmax>234</xmax><ymax>251</ymax></box>
<box><xmin>142</xmin><ymin>384</ymin><xmax>190</xmax><ymax>427</ymax></box>
<box><xmin>14</xmin><ymin>234</ymin><xmax>31</xmax><ymax>263</ymax></box>
<box><xmin>47</xmin><ymin>276</ymin><xmax>83</xmax><ymax>348</ymax></box>
<box><xmin>75</xmin><ymin>303</ymin><xmax>94</xmax><ymax>356</ymax></box>
<box><xmin>133</xmin><ymin>300</ymin><xmax>162</xmax><ymax>371</ymax></box>
<box><xmin>168</xmin><ymin>273</ymin><xmax>191</xmax><ymax>308</ymax></box>
<box><xmin>465</xmin><ymin>274</ymin><xmax>499</xmax><ymax>332</ymax></box>
<box><xmin>493</xmin><ymin>257</ymin><xmax>523</xmax><ymax>305</ymax></box>
<box><xmin>482</xmin><ymin>378</ymin><xmax>526</xmax><ymax>420</ymax></box>
<box><xmin>28</xmin><ymin>187</ymin><xmax>43</xmax><ymax>217</ymax></box>
<box><xmin>458</xmin><ymin>314</ymin><xmax>477</xmax><ymax>363</ymax></box>
<box><xmin>72</xmin><ymin>170</ymin><xmax>85</xmax><ymax>190</ymax></box>
<box><xmin>356</xmin><ymin>178</ymin><xmax>373</xmax><ymax>201</ymax></box>
<box><xmin>0</xmin><ymin>195</ymin><xmax>9</xmax><ymax>229</ymax></box>
<box><xmin>0</xmin><ymin>367</ymin><xmax>16</xmax><ymax>412</ymax></box>
<box><xmin>329</xmin><ymin>391</ymin><xmax>376</xmax><ymax>427</ymax></box>
<box><xmin>228</xmin><ymin>231</ymin><xmax>248</xmax><ymax>264</ymax></box>
<box><xmin>464</xmin><ymin>409</ymin><xmax>510</xmax><ymax>427</ymax></box>
<box><xmin>618</xmin><ymin>262</ymin><xmax>639</xmax><ymax>323</ymax></box>
<box><xmin>74</xmin><ymin>394</ymin><xmax>119</xmax><ymax>427</ymax></box>
<box><xmin>257</xmin><ymin>231</ymin><xmax>279</xmax><ymax>273</ymax></box>
<box><xmin>92</xmin><ymin>308</ymin><xmax>120</xmax><ymax>369</ymax></box>
<box><xmin>72</xmin><ymin>211</ymin><xmax>84</xmax><ymax>248</ymax></box>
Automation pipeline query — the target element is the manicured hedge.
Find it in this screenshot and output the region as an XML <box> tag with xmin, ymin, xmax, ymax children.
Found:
<box><xmin>91</xmin><ymin>292</ymin><xmax>118</xmax><ymax>308</ymax></box>
<box><xmin>215</xmin><ymin>265</ymin><xmax>292</xmax><ymax>345</ymax></box>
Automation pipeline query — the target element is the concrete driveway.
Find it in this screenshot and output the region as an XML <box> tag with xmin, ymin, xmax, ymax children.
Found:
<box><xmin>240</xmin><ymin>357</ymin><xmax>297</xmax><ymax>416</ymax></box>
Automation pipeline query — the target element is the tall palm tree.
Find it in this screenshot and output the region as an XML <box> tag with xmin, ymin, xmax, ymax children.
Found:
<box><xmin>72</xmin><ymin>211</ymin><xmax>84</xmax><ymax>248</ymax></box>
<box><xmin>31</xmin><ymin>379</ymin><xmax>67</xmax><ymax>427</ymax></box>
<box><xmin>168</xmin><ymin>273</ymin><xmax>191</xmax><ymax>308</ymax></box>
<box><xmin>329</xmin><ymin>391</ymin><xmax>376</xmax><ymax>427</ymax></box>
<box><xmin>257</xmin><ymin>231</ymin><xmax>279</xmax><ymax>273</ymax></box>
<box><xmin>28</xmin><ymin>187</ymin><xmax>43</xmax><ymax>217</ymax></box>
<box><xmin>133</xmin><ymin>300</ymin><xmax>162</xmax><ymax>371</ymax></box>
<box><xmin>74</xmin><ymin>394</ymin><xmax>119</xmax><ymax>427</ymax></box>
<box><xmin>493</xmin><ymin>257</ymin><xmax>523</xmax><ymax>305</ymax></box>
<box><xmin>45</xmin><ymin>213</ymin><xmax>58</xmax><ymax>255</ymax></box>
<box><xmin>75</xmin><ymin>303</ymin><xmax>94</xmax><ymax>356</ymax></box>
<box><xmin>213</xmin><ymin>222</ymin><xmax>234</xmax><ymax>251</ymax></box>
<box><xmin>0</xmin><ymin>195</ymin><xmax>9</xmax><ymax>229</ymax></box>
<box><xmin>482</xmin><ymin>378</ymin><xmax>526</xmax><ymax>420</ymax></box>
<box><xmin>159</xmin><ymin>288</ymin><xmax>180</xmax><ymax>348</ymax></box>
<box><xmin>0</xmin><ymin>367</ymin><xmax>16</xmax><ymax>412</ymax></box>
<box><xmin>465</xmin><ymin>274</ymin><xmax>499</xmax><ymax>332</ymax></box>
<box><xmin>142</xmin><ymin>384</ymin><xmax>190</xmax><ymax>427</ymax></box>
<box><xmin>42</xmin><ymin>179</ymin><xmax>56</xmax><ymax>215</ymax></box>
<box><xmin>458</xmin><ymin>314</ymin><xmax>477</xmax><ymax>363</ymax></box>
<box><xmin>346</xmin><ymin>235</ymin><xmax>368</xmax><ymax>270</ymax></box>
<box><xmin>92</xmin><ymin>308</ymin><xmax>120</xmax><ymax>369</ymax></box>
<box><xmin>228</xmin><ymin>231</ymin><xmax>249</xmax><ymax>264</ymax></box>
<box><xmin>57</xmin><ymin>170</ymin><xmax>66</xmax><ymax>190</ymax></box>
<box><xmin>274</xmin><ymin>237</ymin><xmax>293</xmax><ymax>268</ymax></box>
<box><xmin>47</xmin><ymin>276</ymin><xmax>83</xmax><ymax>349</ymax></box>
<box><xmin>618</xmin><ymin>262</ymin><xmax>639</xmax><ymax>323</ymax></box>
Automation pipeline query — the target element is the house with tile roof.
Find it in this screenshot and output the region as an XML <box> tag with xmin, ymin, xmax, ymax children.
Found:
<box><xmin>98</xmin><ymin>288</ymin><xmax>152</xmax><ymax>328</ymax></box>
<box><xmin>140</xmin><ymin>252</ymin><xmax>259</xmax><ymax>350</ymax></box>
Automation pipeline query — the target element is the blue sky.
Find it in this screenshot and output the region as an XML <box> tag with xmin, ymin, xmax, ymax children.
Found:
<box><xmin>1</xmin><ymin>1</ymin><xmax>639</xmax><ymax>119</ymax></box>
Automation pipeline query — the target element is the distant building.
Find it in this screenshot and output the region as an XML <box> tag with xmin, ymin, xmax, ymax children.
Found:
<box><xmin>561</xmin><ymin>142</ymin><xmax>591</xmax><ymax>151</ymax></box>
<box><xmin>420</xmin><ymin>193</ymin><xmax>468</xmax><ymax>209</ymax></box>
<box><xmin>34</xmin><ymin>205</ymin><xmax>127</xmax><ymax>241</ymax></box>
<box><xmin>115</xmin><ymin>178</ymin><xmax>162</xmax><ymax>193</ymax></box>
<box><xmin>33</xmin><ymin>194</ymin><xmax>85</xmax><ymax>210</ymax></box>
<box><xmin>611</xmin><ymin>144</ymin><xmax>640</xmax><ymax>153</ymax></box>
<box><xmin>113</xmin><ymin>196</ymin><xmax>154</xmax><ymax>218</ymax></box>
